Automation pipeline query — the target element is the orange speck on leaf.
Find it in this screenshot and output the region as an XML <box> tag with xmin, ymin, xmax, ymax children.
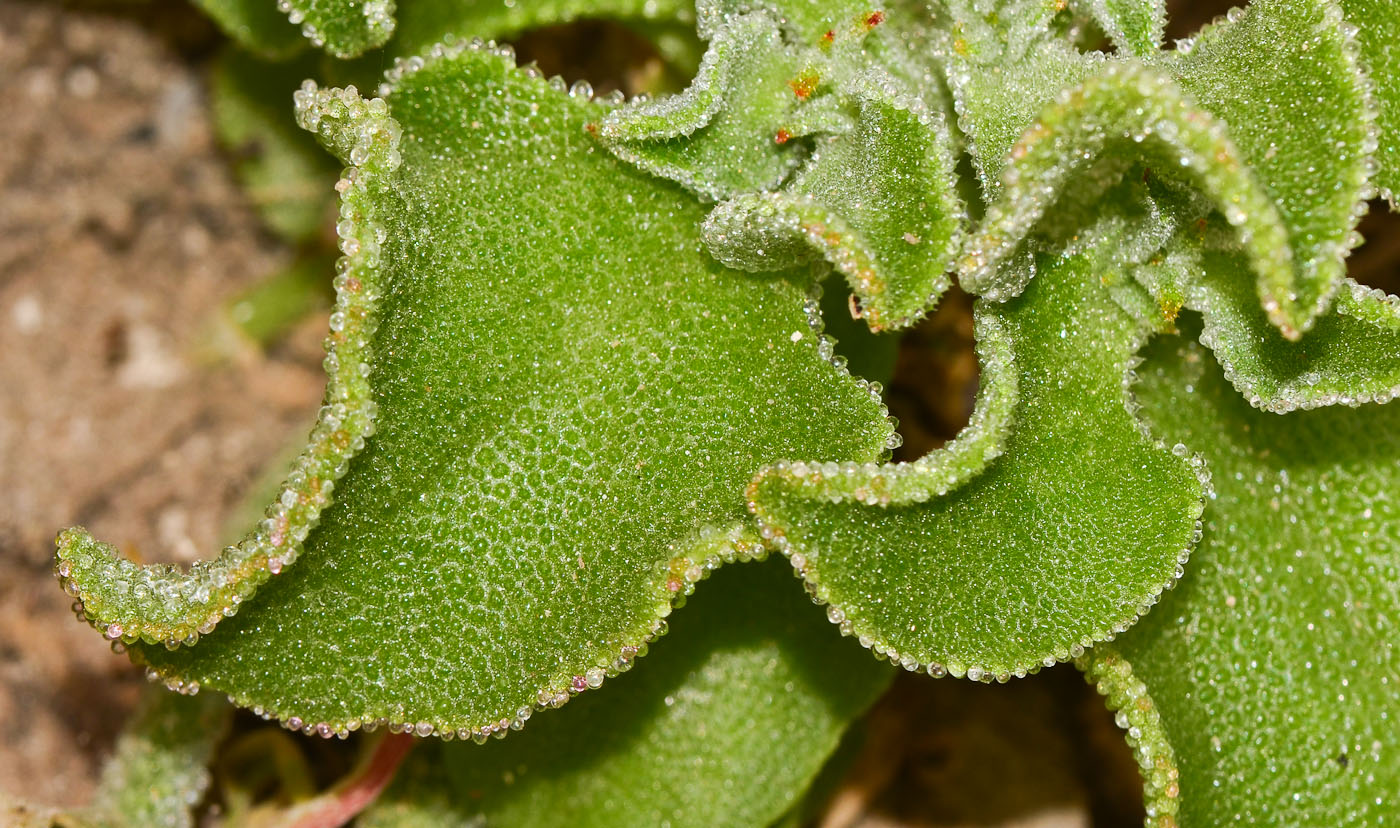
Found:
<box><xmin>789</xmin><ymin>69</ymin><xmax>820</xmax><ymax>99</ymax></box>
<box><xmin>774</xmin><ymin>128</ymin><xmax>792</xmax><ymax>145</ymax></box>
<box><xmin>864</xmin><ymin>10</ymin><xmax>886</xmax><ymax>28</ymax></box>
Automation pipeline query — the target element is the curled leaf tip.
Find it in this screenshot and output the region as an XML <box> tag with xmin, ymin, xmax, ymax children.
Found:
<box><xmin>276</xmin><ymin>0</ymin><xmax>395</xmax><ymax>58</ymax></box>
<box><xmin>118</xmin><ymin>47</ymin><xmax>895</xmax><ymax>740</ymax></box>
<box><xmin>750</xmin><ymin>256</ymin><xmax>1207</xmax><ymax>681</ymax></box>
<box><xmin>1078</xmin><ymin>647</ymin><xmax>1181</xmax><ymax>827</ymax></box>
<box><xmin>960</xmin><ymin>64</ymin><xmax>1299</xmax><ymax>332</ymax></box>
<box><xmin>293</xmin><ymin>81</ymin><xmax>403</xmax><ymax>173</ymax></box>
<box><xmin>56</xmin><ymin>81</ymin><xmax>393</xmax><ymax>650</ymax></box>
<box><xmin>1150</xmin><ymin>235</ymin><xmax>1400</xmax><ymax>413</ymax></box>
<box><xmin>701</xmin><ymin>70</ymin><xmax>964</xmax><ymax>331</ymax></box>
<box><xmin>596</xmin><ymin>10</ymin><xmax>807</xmax><ymax>200</ymax></box>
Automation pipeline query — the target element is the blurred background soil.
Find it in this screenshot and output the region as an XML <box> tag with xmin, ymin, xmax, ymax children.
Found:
<box><xmin>1</xmin><ymin>0</ymin><xmax>1396</xmax><ymax>824</ymax></box>
<box><xmin>0</xmin><ymin>0</ymin><xmax>325</xmax><ymax>806</ymax></box>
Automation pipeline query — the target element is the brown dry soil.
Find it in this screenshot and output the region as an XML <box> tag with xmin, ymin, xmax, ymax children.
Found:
<box><xmin>0</xmin><ymin>0</ymin><xmax>325</xmax><ymax>808</ymax></box>
<box><xmin>2</xmin><ymin>1</ymin><xmax>1397</xmax><ymax>826</ymax></box>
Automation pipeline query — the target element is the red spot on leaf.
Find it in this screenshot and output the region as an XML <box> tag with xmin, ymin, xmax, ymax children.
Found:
<box><xmin>774</xmin><ymin>129</ymin><xmax>792</xmax><ymax>145</ymax></box>
<box><xmin>789</xmin><ymin>69</ymin><xmax>820</xmax><ymax>99</ymax></box>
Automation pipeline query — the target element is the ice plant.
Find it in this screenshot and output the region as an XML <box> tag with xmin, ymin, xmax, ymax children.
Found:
<box><xmin>41</xmin><ymin>0</ymin><xmax>1400</xmax><ymax>825</ymax></box>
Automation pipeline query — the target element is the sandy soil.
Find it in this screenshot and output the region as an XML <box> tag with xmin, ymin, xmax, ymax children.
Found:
<box><xmin>0</xmin><ymin>1</ymin><xmax>323</xmax><ymax>806</ymax></box>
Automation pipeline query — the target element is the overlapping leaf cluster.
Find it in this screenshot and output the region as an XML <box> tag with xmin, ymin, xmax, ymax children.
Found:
<box><xmin>51</xmin><ymin>0</ymin><xmax>1400</xmax><ymax>825</ymax></box>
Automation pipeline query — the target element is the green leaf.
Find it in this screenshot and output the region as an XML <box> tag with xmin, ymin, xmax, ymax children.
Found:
<box><xmin>702</xmin><ymin>69</ymin><xmax>964</xmax><ymax>331</ymax></box>
<box><xmin>1159</xmin><ymin>0</ymin><xmax>1375</xmax><ymax>336</ymax></box>
<box><xmin>597</xmin><ymin>11</ymin><xmax>809</xmax><ymax>200</ymax></box>
<box><xmin>1076</xmin><ymin>0</ymin><xmax>1165</xmax><ymax>56</ymax></box>
<box><xmin>282</xmin><ymin>0</ymin><xmax>396</xmax><ymax>58</ymax></box>
<box><xmin>696</xmin><ymin>0</ymin><xmax>882</xmax><ymax>43</ymax></box>
<box><xmin>56</xmin><ymin>82</ymin><xmax>390</xmax><ymax>646</ymax></box>
<box><xmin>953</xmin><ymin>0</ymin><xmax>1372</xmax><ymax>338</ymax></box>
<box><xmin>193</xmin><ymin>0</ymin><xmax>306</xmax><ymax>58</ymax></box>
<box><xmin>64</xmin><ymin>42</ymin><xmax>894</xmax><ymax>737</ymax></box>
<box><xmin>1034</xmin><ymin>172</ymin><xmax>1181</xmax><ymax>289</ymax></box>
<box><xmin>959</xmin><ymin>64</ymin><xmax>1299</xmax><ymax>329</ymax></box>
<box><xmin>939</xmin><ymin>0</ymin><xmax>1066</xmax><ymax>65</ymax></box>
<box><xmin>392</xmin><ymin>0</ymin><xmax>697</xmax><ymax>60</ymax></box>
<box><xmin>603</xmin><ymin>6</ymin><xmax>966</xmax><ymax>330</ymax></box>
<box><xmin>56</xmin><ymin>79</ymin><xmax>400</xmax><ymax>647</ymax></box>
<box><xmin>1136</xmin><ymin>234</ymin><xmax>1400</xmax><ymax>412</ymax></box>
<box><xmin>748</xmin><ymin>254</ymin><xmax>1206</xmax><ymax>681</ymax></box>
<box><xmin>948</xmin><ymin>39</ymin><xmax>1100</xmax><ymax>198</ymax></box>
<box><xmin>364</xmin><ymin>559</ymin><xmax>891</xmax><ymax>828</ymax></box>
<box><xmin>211</xmin><ymin>49</ymin><xmax>340</xmax><ymax>243</ymax></box>
<box><xmin>1076</xmin><ymin>647</ymin><xmax>1181</xmax><ymax>825</ymax></box>
<box><xmin>86</xmin><ymin>690</ymin><xmax>231</xmax><ymax>828</ymax></box>
<box><xmin>1340</xmin><ymin>0</ymin><xmax>1400</xmax><ymax>204</ymax></box>
<box><xmin>1085</xmin><ymin>323</ymin><xmax>1400</xmax><ymax>826</ymax></box>
<box><xmin>596</xmin><ymin>4</ymin><xmax>924</xmax><ymax>201</ymax></box>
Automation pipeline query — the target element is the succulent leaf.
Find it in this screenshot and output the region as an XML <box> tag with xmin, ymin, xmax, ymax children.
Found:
<box><xmin>1159</xmin><ymin>0</ymin><xmax>1375</xmax><ymax>337</ymax></box>
<box><xmin>954</xmin><ymin>0</ymin><xmax>1372</xmax><ymax>339</ymax></box>
<box><xmin>1089</xmin><ymin>324</ymin><xmax>1400</xmax><ymax>826</ymax></box>
<box><xmin>1076</xmin><ymin>648</ymin><xmax>1181</xmax><ymax>825</ymax></box>
<box><xmin>364</xmin><ymin>559</ymin><xmax>891</xmax><ymax>828</ymax></box>
<box><xmin>748</xmin><ymin>254</ymin><xmax>1206</xmax><ymax>681</ymax></box>
<box><xmin>702</xmin><ymin>69</ymin><xmax>964</xmax><ymax>331</ymax></box>
<box><xmin>948</xmin><ymin>39</ymin><xmax>1101</xmax><ymax>197</ymax></box>
<box><xmin>279</xmin><ymin>0</ymin><xmax>395</xmax><ymax>58</ymax></box>
<box><xmin>55</xmin><ymin>84</ymin><xmax>394</xmax><ymax>648</ymax></box>
<box><xmin>696</xmin><ymin>0</ymin><xmax>884</xmax><ymax>43</ymax></box>
<box><xmin>392</xmin><ymin>0</ymin><xmax>698</xmax><ymax>59</ymax></box>
<box><xmin>45</xmin><ymin>0</ymin><xmax>1400</xmax><ymax>820</ymax></box>
<box><xmin>603</xmin><ymin>7</ymin><xmax>966</xmax><ymax>328</ymax></box>
<box><xmin>1339</xmin><ymin>0</ymin><xmax>1400</xmax><ymax>203</ymax></box>
<box><xmin>597</xmin><ymin>11</ymin><xmax>810</xmax><ymax>200</ymax></box>
<box><xmin>959</xmin><ymin>64</ymin><xmax>1300</xmax><ymax>330</ymax></box>
<box><xmin>1137</xmin><ymin>233</ymin><xmax>1400</xmax><ymax>412</ymax></box>
<box><xmin>1076</xmin><ymin>0</ymin><xmax>1166</xmax><ymax>56</ymax></box>
<box><xmin>85</xmin><ymin>690</ymin><xmax>231</xmax><ymax>828</ymax></box>
<box><xmin>77</xmin><ymin>43</ymin><xmax>892</xmax><ymax>737</ymax></box>
<box><xmin>940</xmin><ymin>0</ymin><xmax>1065</xmax><ymax>66</ymax></box>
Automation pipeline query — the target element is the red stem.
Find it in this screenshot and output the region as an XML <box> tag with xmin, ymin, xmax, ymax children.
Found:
<box><xmin>285</xmin><ymin>732</ymin><xmax>416</xmax><ymax>828</ymax></box>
